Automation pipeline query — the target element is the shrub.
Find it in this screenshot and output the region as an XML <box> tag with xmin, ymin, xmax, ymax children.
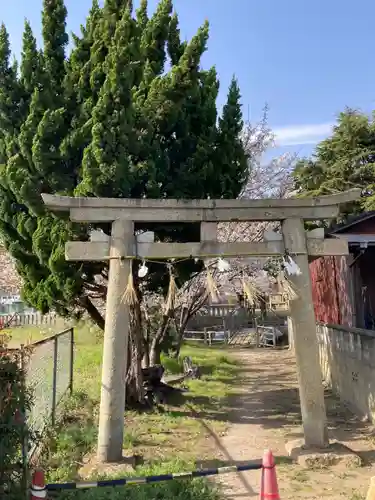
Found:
<box><xmin>0</xmin><ymin>345</ymin><xmax>33</xmax><ymax>499</ymax></box>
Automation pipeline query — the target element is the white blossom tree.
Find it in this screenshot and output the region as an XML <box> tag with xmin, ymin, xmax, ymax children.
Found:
<box><xmin>171</xmin><ymin>109</ymin><xmax>296</xmax><ymax>352</ymax></box>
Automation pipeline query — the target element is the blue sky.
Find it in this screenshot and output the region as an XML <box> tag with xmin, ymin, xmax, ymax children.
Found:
<box><xmin>2</xmin><ymin>0</ymin><xmax>375</xmax><ymax>159</ymax></box>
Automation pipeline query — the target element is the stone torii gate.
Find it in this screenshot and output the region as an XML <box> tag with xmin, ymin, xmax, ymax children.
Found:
<box><xmin>42</xmin><ymin>189</ymin><xmax>360</xmax><ymax>463</ymax></box>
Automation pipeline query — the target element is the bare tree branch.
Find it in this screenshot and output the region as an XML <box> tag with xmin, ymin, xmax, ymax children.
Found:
<box><xmin>173</xmin><ymin>109</ymin><xmax>297</xmax><ymax>336</ymax></box>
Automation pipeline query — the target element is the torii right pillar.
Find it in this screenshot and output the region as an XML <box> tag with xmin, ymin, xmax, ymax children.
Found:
<box><xmin>282</xmin><ymin>218</ymin><xmax>329</xmax><ymax>448</ymax></box>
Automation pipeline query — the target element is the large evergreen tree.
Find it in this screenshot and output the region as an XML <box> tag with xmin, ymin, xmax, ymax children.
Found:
<box><xmin>293</xmin><ymin>109</ymin><xmax>375</xmax><ymax>214</ymax></box>
<box><xmin>0</xmin><ymin>0</ymin><xmax>248</xmax><ymax>397</ymax></box>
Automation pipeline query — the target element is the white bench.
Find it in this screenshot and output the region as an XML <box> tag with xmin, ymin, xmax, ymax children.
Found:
<box><xmin>257</xmin><ymin>326</ymin><xmax>283</xmax><ymax>347</ymax></box>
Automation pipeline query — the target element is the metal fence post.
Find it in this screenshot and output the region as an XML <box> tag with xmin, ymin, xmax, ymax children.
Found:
<box><xmin>51</xmin><ymin>336</ymin><xmax>58</xmax><ymax>426</ymax></box>
<box><xmin>69</xmin><ymin>328</ymin><xmax>74</xmax><ymax>395</ymax></box>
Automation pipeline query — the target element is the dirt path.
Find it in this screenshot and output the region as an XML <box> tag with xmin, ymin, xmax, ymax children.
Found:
<box><xmin>208</xmin><ymin>348</ymin><xmax>375</xmax><ymax>499</ymax></box>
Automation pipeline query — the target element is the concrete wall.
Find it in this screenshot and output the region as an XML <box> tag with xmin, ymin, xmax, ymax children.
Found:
<box><xmin>317</xmin><ymin>323</ymin><xmax>375</xmax><ymax>421</ymax></box>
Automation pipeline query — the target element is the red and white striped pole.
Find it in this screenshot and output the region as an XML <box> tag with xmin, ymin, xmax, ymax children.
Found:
<box><xmin>30</xmin><ymin>469</ymin><xmax>47</xmax><ymax>500</ymax></box>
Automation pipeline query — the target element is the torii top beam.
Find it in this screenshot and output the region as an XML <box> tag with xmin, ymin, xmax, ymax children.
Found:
<box><xmin>41</xmin><ymin>189</ymin><xmax>361</xmax><ymax>223</ymax></box>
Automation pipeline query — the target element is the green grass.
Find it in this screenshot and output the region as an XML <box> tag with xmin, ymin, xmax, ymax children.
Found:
<box><xmin>54</xmin><ymin>477</ymin><xmax>220</xmax><ymax>500</ymax></box>
<box><xmin>2</xmin><ymin>319</ymin><xmax>72</xmax><ymax>348</ymax></box>
<box><xmin>348</xmin><ymin>494</ymin><xmax>365</xmax><ymax>500</ymax></box>
<box><xmin>17</xmin><ymin>323</ymin><xmax>240</xmax><ymax>500</ymax></box>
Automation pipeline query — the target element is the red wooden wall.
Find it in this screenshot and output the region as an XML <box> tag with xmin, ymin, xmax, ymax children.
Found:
<box><xmin>309</xmin><ymin>215</ymin><xmax>375</xmax><ymax>328</ymax></box>
<box><xmin>310</xmin><ymin>256</ymin><xmax>353</xmax><ymax>326</ymax></box>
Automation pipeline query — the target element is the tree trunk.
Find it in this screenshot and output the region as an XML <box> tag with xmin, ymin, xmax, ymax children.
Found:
<box><xmin>125</xmin><ymin>298</ymin><xmax>145</xmax><ymax>406</ymax></box>
<box><xmin>148</xmin><ymin>314</ymin><xmax>170</xmax><ymax>366</ymax></box>
<box><xmin>173</xmin><ymin>294</ymin><xmax>208</xmax><ymax>358</ymax></box>
<box><xmin>174</xmin><ymin>320</ymin><xmax>189</xmax><ymax>358</ymax></box>
<box><xmin>125</xmin><ymin>327</ymin><xmax>145</xmax><ymax>406</ymax></box>
<box><xmin>125</xmin><ymin>351</ymin><xmax>144</xmax><ymax>405</ymax></box>
<box><xmin>142</xmin><ymin>348</ymin><xmax>150</xmax><ymax>369</ymax></box>
<box><xmin>80</xmin><ymin>296</ymin><xmax>105</xmax><ymax>330</ymax></box>
<box><xmin>142</xmin><ymin>309</ymin><xmax>151</xmax><ymax>368</ymax></box>
<box><xmin>149</xmin><ymin>337</ymin><xmax>161</xmax><ymax>366</ymax></box>
<box><xmin>173</xmin><ymin>289</ymin><xmax>209</xmax><ymax>358</ymax></box>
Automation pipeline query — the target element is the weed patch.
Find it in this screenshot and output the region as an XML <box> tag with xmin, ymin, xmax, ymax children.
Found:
<box><xmin>54</xmin><ymin>477</ymin><xmax>220</xmax><ymax>500</ymax></box>
<box><xmin>33</xmin><ymin>329</ymin><xmax>240</xmax><ymax>500</ymax></box>
<box><xmin>39</xmin><ymin>391</ymin><xmax>98</xmax><ymax>482</ymax></box>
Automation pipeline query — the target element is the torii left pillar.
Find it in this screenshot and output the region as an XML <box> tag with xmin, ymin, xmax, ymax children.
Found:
<box><xmin>97</xmin><ymin>219</ymin><xmax>134</xmax><ymax>462</ymax></box>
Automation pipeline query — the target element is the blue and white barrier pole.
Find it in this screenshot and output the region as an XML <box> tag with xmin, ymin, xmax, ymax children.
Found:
<box><xmin>31</xmin><ymin>461</ymin><xmax>263</xmax><ymax>495</ymax></box>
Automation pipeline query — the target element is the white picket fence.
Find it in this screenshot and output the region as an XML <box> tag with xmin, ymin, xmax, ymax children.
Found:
<box><xmin>0</xmin><ymin>311</ymin><xmax>57</xmax><ymax>328</ymax></box>
<box><xmin>197</xmin><ymin>301</ymin><xmax>289</xmax><ymax>318</ymax></box>
<box><xmin>196</xmin><ymin>304</ymin><xmax>238</xmax><ymax>317</ymax></box>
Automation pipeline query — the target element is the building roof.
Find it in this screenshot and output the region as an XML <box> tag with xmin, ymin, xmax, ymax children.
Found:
<box><xmin>329</xmin><ymin>211</ymin><xmax>375</xmax><ymax>234</ymax></box>
<box><xmin>333</xmin><ymin>233</ymin><xmax>375</xmax><ymax>245</ymax></box>
<box><xmin>327</xmin><ymin>211</ymin><xmax>375</xmax><ymax>247</ymax></box>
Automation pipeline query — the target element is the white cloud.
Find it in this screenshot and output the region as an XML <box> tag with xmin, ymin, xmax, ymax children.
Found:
<box><xmin>273</xmin><ymin>123</ymin><xmax>334</xmax><ymax>147</ymax></box>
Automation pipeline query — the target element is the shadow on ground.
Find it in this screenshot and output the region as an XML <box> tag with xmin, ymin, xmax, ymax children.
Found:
<box><xmin>168</xmin><ymin>348</ymin><xmax>375</xmax><ymax>466</ymax></box>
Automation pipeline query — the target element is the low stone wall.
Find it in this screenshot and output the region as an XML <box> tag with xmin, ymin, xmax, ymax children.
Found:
<box><xmin>317</xmin><ymin>323</ymin><xmax>375</xmax><ymax>421</ymax></box>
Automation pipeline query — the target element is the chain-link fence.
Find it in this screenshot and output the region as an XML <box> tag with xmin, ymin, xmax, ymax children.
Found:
<box><xmin>0</xmin><ymin>328</ymin><xmax>74</xmax><ymax>497</ymax></box>
<box><xmin>24</xmin><ymin>328</ymin><xmax>74</xmax><ymax>433</ymax></box>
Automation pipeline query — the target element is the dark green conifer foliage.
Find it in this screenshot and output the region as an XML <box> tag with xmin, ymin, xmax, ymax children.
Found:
<box><xmin>0</xmin><ymin>0</ymin><xmax>248</xmax><ymax>333</ymax></box>
<box><xmin>20</xmin><ymin>21</ymin><xmax>42</xmax><ymax>99</ymax></box>
<box><xmin>41</xmin><ymin>0</ymin><xmax>68</xmax><ymax>97</ymax></box>
<box><xmin>293</xmin><ymin>109</ymin><xmax>375</xmax><ymax>215</ymax></box>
